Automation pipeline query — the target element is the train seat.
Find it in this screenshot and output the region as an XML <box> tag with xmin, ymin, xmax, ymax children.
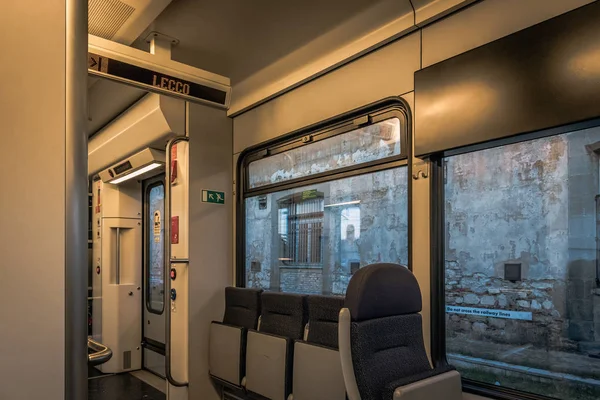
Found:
<box><xmin>244</xmin><ymin>292</ymin><xmax>307</xmax><ymax>400</ymax></box>
<box><xmin>339</xmin><ymin>263</ymin><xmax>462</xmax><ymax>400</ymax></box>
<box><xmin>209</xmin><ymin>286</ymin><xmax>262</xmax><ymax>387</ymax></box>
<box><xmin>289</xmin><ymin>295</ymin><xmax>346</xmax><ymax>400</ymax></box>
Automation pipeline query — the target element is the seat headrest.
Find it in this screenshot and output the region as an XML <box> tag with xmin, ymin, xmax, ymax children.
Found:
<box><xmin>225</xmin><ymin>286</ymin><xmax>262</xmax><ymax>307</ymax></box>
<box><xmin>261</xmin><ymin>292</ymin><xmax>307</xmax><ymax>316</ymax></box>
<box><xmin>223</xmin><ymin>287</ymin><xmax>262</xmax><ymax>329</ymax></box>
<box><xmin>308</xmin><ymin>295</ymin><xmax>345</xmax><ymax>323</ymax></box>
<box><xmin>260</xmin><ymin>292</ymin><xmax>308</xmax><ymax>338</ymax></box>
<box><xmin>344</xmin><ymin>263</ymin><xmax>421</xmax><ymax>321</ymax></box>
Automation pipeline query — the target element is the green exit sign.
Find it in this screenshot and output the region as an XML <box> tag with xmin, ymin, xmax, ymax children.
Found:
<box><xmin>202</xmin><ymin>190</ymin><xmax>225</xmax><ymax>204</ymax></box>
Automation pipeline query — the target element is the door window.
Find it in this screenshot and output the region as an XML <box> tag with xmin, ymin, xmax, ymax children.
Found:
<box><xmin>146</xmin><ymin>182</ymin><xmax>165</xmax><ymax>314</ymax></box>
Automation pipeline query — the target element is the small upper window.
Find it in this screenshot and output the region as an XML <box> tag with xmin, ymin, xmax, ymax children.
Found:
<box><xmin>248</xmin><ymin>118</ymin><xmax>401</xmax><ymax>189</ymax></box>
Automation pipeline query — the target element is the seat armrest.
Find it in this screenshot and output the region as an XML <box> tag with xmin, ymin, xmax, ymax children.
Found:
<box><xmin>209</xmin><ymin>322</ymin><xmax>245</xmax><ymax>386</ymax></box>
<box><xmin>392</xmin><ymin>370</ymin><xmax>462</xmax><ymax>400</ymax></box>
<box><xmin>292</xmin><ymin>341</ymin><xmax>346</xmax><ymax>400</ymax></box>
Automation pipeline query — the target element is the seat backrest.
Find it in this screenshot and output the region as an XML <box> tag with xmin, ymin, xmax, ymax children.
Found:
<box><xmin>259</xmin><ymin>292</ymin><xmax>307</xmax><ymax>339</ymax></box>
<box><xmin>306</xmin><ymin>295</ymin><xmax>344</xmax><ymax>349</ymax></box>
<box><xmin>222</xmin><ymin>287</ymin><xmax>262</xmax><ymax>330</ymax></box>
<box><xmin>343</xmin><ymin>263</ymin><xmax>431</xmax><ymax>400</ymax></box>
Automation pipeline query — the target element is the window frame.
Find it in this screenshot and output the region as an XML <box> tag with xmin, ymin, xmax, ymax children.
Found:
<box><xmin>236</xmin><ymin>97</ymin><xmax>413</xmax><ymax>288</ymax></box>
<box><xmin>430</xmin><ymin>116</ymin><xmax>600</xmax><ymax>400</ymax></box>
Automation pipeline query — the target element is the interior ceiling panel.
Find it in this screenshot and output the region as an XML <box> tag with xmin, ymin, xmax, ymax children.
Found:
<box><xmin>133</xmin><ymin>0</ymin><xmax>386</xmax><ymax>84</ymax></box>
<box><xmin>87</xmin><ymin>0</ymin><xmax>476</xmax><ymax>131</ymax></box>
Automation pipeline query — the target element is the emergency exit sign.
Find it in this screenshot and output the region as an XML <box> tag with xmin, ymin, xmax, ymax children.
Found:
<box><xmin>202</xmin><ymin>190</ymin><xmax>225</xmax><ymax>204</ymax></box>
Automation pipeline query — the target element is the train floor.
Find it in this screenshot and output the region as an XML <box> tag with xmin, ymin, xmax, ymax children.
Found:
<box><xmin>88</xmin><ymin>366</ymin><xmax>166</xmax><ymax>400</ymax></box>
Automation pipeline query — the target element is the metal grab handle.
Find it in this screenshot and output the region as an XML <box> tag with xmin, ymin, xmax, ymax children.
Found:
<box><xmin>165</xmin><ymin>136</ymin><xmax>190</xmax><ymax>387</ymax></box>
<box><xmin>88</xmin><ymin>338</ymin><xmax>113</xmax><ymax>366</ymax></box>
<box><xmin>115</xmin><ymin>227</ymin><xmax>121</xmax><ymax>284</ymax></box>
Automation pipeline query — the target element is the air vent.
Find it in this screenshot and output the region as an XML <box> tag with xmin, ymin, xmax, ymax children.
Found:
<box><xmin>123</xmin><ymin>350</ymin><xmax>131</xmax><ymax>370</ymax></box>
<box><xmin>89</xmin><ymin>0</ymin><xmax>135</xmax><ymax>40</ymax></box>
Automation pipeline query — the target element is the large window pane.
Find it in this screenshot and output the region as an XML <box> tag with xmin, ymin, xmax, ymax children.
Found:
<box><xmin>445</xmin><ymin>127</ymin><xmax>600</xmax><ymax>399</ymax></box>
<box><xmin>245</xmin><ymin>167</ymin><xmax>408</xmax><ymax>295</ymax></box>
<box><xmin>248</xmin><ymin>118</ymin><xmax>401</xmax><ymax>189</ymax></box>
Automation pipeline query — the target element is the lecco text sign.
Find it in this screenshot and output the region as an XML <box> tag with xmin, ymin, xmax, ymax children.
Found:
<box><xmin>88</xmin><ymin>53</ymin><xmax>227</xmax><ymax>106</ymax></box>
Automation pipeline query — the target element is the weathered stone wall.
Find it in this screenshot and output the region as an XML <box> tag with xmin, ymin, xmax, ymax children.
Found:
<box><xmin>245</xmin><ymin>167</ymin><xmax>408</xmax><ymax>294</ymax></box>
<box><xmin>446</xmin><ymin>128</ymin><xmax>600</xmax><ymax>354</ymax></box>
<box><xmin>248</xmin><ymin>119</ymin><xmax>400</xmax><ymax>188</ymax></box>
<box><xmin>446</xmin><ymin>135</ymin><xmax>570</xmax><ymax>281</ymax></box>
<box><xmin>566</xmin><ymin>128</ymin><xmax>600</xmax><ymax>342</ymax></box>
<box><xmin>245</xmin><ymin>119</ymin><xmax>407</xmax><ymax>294</ymax></box>
<box><xmin>328</xmin><ymin>167</ymin><xmax>409</xmax><ymax>295</ymax></box>
<box><xmin>446</xmin><ymin>261</ymin><xmax>572</xmax><ymax>350</ymax></box>
<box><xmin>280</xmin><ymin>268</ymin><xmax>323</xmax><ymax>294</ymax></box>
<box><xmin>245</xmin><ymin>195</ymin><xmax>273</xmax><ymax>290</ymax></box>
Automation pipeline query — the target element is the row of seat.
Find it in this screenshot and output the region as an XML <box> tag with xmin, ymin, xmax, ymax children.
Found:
<box><xmin>210</xmin><ymin>263</ymin><xmax>464</xmax><ymax>400</ymax></box>
<box><xmin>209</xmin><ymin>289</ymin><xmax>345</xmax><ymax>400</ymax></box>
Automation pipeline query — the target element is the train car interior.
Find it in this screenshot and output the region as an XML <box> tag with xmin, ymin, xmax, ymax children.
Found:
<box><xmin>2</xmin><ymin>1</ymin><xmax>600</xmax><ymax>400</ymax></box>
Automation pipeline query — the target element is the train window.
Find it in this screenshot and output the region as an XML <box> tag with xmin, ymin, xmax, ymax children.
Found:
<box><xmin>443</xmin><ymin>125</ymin><xmax>600</xmax><ymax>400</ymax></box>
<box><xmin>146</xmin><ymin>182</ymin><xmax>165</xmax><ymax>314</ymax></box>
<box><xmin>248</xmin><ymin>117</ymin><xmax>403</xmax><ymax>189</ymax></box>
<box><xmin>240</xmin><ymin>105</ymin><xmax>410</xmax><ymax>295</ymax></box>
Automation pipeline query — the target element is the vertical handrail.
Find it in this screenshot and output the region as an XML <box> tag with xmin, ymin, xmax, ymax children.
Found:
<box><xmin>165</xmin><ymin>136</ymin><xmax>189</xmax><ymax>387</ymax></box>
<box><xmin>115</xmin><ymin>227</ymin><xmax>121</xmax><ymax>285</ymax></box>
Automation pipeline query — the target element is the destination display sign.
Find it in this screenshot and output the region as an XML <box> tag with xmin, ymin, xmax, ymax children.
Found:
<box><xmin>88</xmin><ymin>53</ymin><xmax>227</xmax><ymax>106</ymax></box>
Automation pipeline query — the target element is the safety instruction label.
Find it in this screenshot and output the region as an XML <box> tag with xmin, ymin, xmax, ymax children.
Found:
<box><xmin>153</xmin><ymin>210</ymin><xmax>161</xmax><ymax>242</ymax></box>
<box><xmin>446</xmin><ymin>306</ymin><xmax>532</xmax><ymax>321</ymax></box>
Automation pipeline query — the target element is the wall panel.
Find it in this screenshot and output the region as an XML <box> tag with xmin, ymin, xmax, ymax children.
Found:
<box><xmin>233</xmin><ymin>32</ymin><xmax>420</xmax><ymax>154</ymax></box>
<box><xmin>404</xmin><ymin>91</ymin><xmax>433</xmax><ymax>360</ymax></box>
<box><xmin>422</xmin><ymin>0</ymin><xmax>595</xmax><ymax>67</ymax></box>
<box><xmin>0</xmin><ymin>1</ymin><xmax>86</xmax><ymax>399</ymax></box>
<box><xmin>188</xmin><ymin>103</ymin><xmax>233</xmax><ymax>400</ymax></box>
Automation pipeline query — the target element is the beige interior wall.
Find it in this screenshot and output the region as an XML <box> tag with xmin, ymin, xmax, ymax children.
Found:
<box><xmin>422</xmin><ymin>0</ymin><xmax>596</xmax><ymax>67</ymax></box>
<box><xmin>403</xmin><ymin>91</ymin><xmax>434</xmax><ymax>360</ymax></box>
<box><xmin>188</xmin><ymin>103</ymin><xmax>233</xmax><ymax>399</ymax></box>
<box><xmin>233</xmin><ymin>31</ymin><xmax>420</xmax><ymax>154</ymax></box>
<box><xmin>0</xmin><ymin>1</ymin><xmax>75</xmax><ymax>399</ymax></box>
<box><xmin>232</xmin><ymin>152</ymin><xmax>240</xmax><ymax>284</ymax></box>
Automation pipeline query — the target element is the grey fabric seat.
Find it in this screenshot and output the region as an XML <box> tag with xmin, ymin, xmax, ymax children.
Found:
<box><xmin>339</xmin><ymin>263</ymin><xmax>462</xmax><ymax>400</ymax></box>
<box><xmin>290</xmin><ymin>295</ymin><xmax>346</xmax><ymax>400</ymax></box>
<box><xmin>209</xmin><ymin>287</ymin><xmax>262</xmax><ymax>387</ymax></box>
<box><xmin>245</xmin><ymin>292</ymin><xmax>308</xmax><ymax>400</ymax></box>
